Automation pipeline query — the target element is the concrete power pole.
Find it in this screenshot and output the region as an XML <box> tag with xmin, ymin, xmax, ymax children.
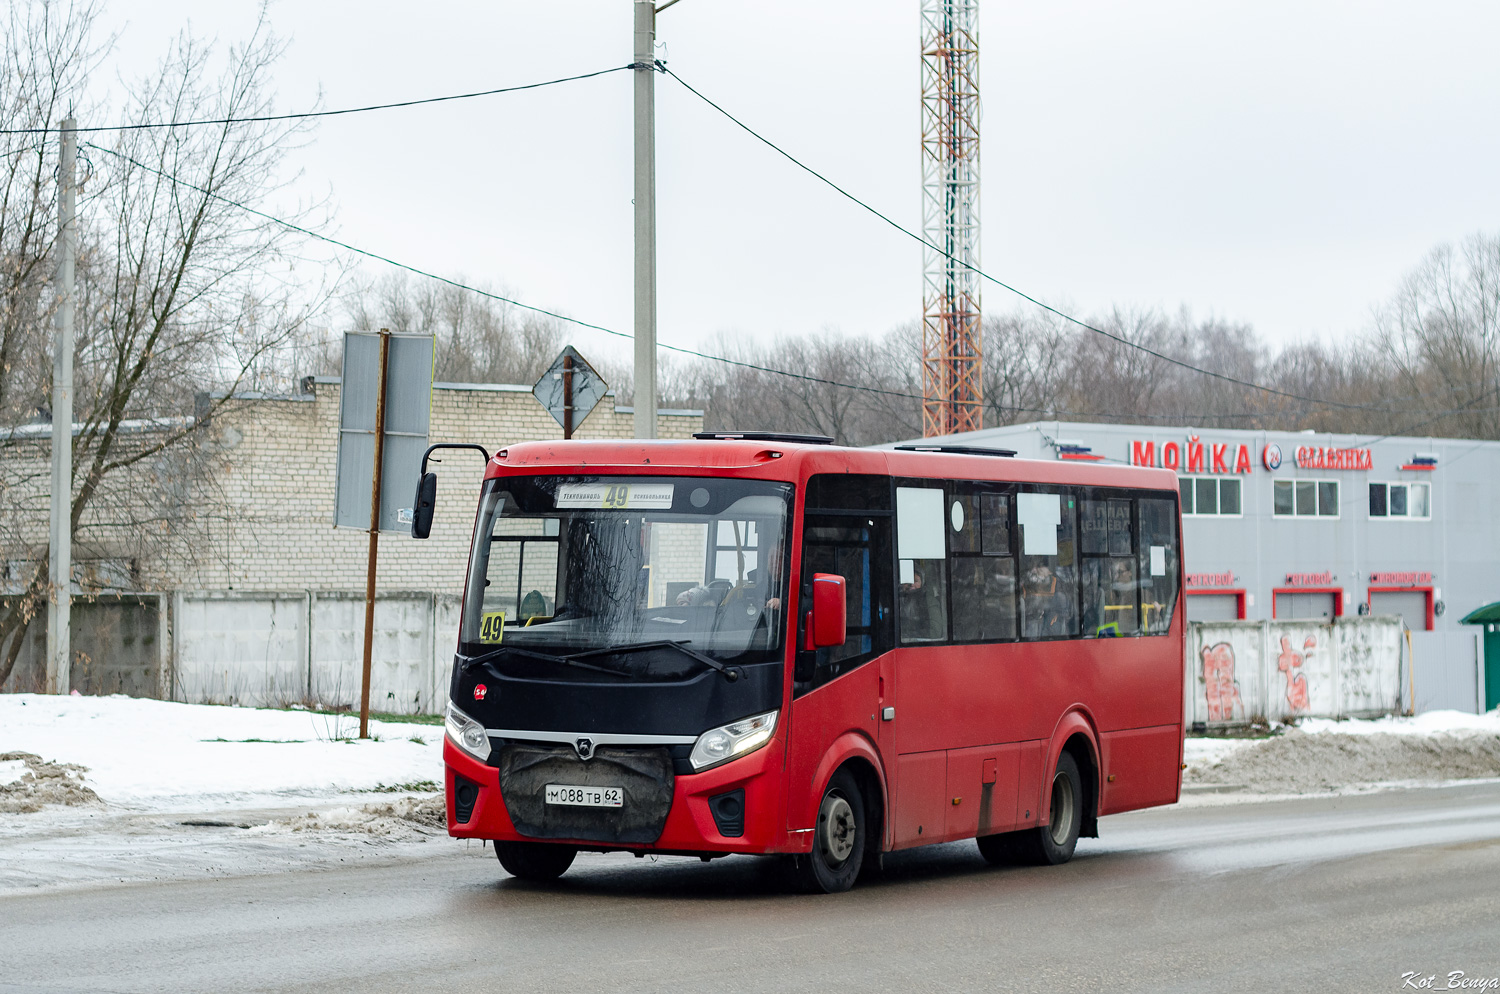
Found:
<box><xmin>47</xmin><ymin>117</ymin><xmax>76</xmax><ymax>695</ymax></box>
<box><xmin>632</xmin><ymin>0</ymin><xmax>658</xmax><ymax>439</ymax></box>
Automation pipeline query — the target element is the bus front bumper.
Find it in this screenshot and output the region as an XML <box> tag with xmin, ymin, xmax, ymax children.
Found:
<box><xmin>442</xmin><ymin>736</ymin><xmax>793</xmax><ymax>854</ymax></box>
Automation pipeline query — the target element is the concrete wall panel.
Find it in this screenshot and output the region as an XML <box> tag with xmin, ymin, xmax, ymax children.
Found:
<box><xmin>175</xmin><ymin>595</ymin><xmax>307</xmax><ymax>706</ymax></box>
<box><xmin>310</xmin><ymin>595</ymin><xmax>432</xmax><ymax>715</ymax></box>
<box><xmin>1189</xmin><ymin>617</ymin><xmax>1403</xmax><ymax>726</ymax></box>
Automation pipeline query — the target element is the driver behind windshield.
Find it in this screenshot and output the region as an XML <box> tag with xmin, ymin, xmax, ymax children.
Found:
<box><xmin>675</xmin><ymin>543</ymin><xmax>783</xmax><ymax>613</ymax></box>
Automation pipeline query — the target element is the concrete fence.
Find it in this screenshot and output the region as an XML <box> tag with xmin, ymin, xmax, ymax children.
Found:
<box><xmin>1188</xmin><ymin>616</ymin><xmax>1407</xmax><ymax>728</ymax></box>
<box><xmin>172</xmin><ymin>592</ymin><xmax>461</xmax><ymax>714</ymax></box>
<box><xmin>10</xmin><ymin>594</ymin><xmax>1410</xmax><ymax>725</ymax></box>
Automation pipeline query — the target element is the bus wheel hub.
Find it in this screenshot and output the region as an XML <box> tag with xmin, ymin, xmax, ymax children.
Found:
<box><xmin>820</xmin><ymin>794</ymin><xmax>857</xmax><ymax>863</ymax></box>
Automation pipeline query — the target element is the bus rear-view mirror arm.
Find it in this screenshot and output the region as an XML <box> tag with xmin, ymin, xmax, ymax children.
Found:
<box><xmin>802</xmin><ymin>573</ymin><xmax>847</xmax><ymax>651</ymax></box>
<box><xmin>411</xmin><ymin>443</ymin><xmax>491</xmax><ymax>539</ymax></box>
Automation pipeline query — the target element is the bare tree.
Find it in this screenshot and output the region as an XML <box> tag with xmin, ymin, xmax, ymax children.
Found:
<box><xmin>0</xmin><ymin>0</ymin><xmax>106</xmax><ymax>423</ymax></box>
<box><xmin>981</xmin><ymin>308</ymin><xmax>1074</xmax><ymax>426</ymax></box>
<box><xmin>1374</xmin><ymin>233</ymin><xmax>1500</xmax><ymax>440</ymax></box>
<box><xmin>664</xmin><ymin>326</ymin><xmax>922</xmax><ymax>445</ymax></box>
<box><xmin>1</xmin><ymin>4</ymin><xmax>336</xmax><ymax>688</ymax></box>
<box><xmin>342</xmin><ymin>272</ymin><xmax>563</xmax><ymax>386</ymax></box>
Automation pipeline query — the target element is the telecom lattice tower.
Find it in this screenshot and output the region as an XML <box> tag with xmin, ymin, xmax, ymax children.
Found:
<box><xmin>920</xmin><ymin>0</ymin><xmax>983</xmax><ymax>437</ymax></box>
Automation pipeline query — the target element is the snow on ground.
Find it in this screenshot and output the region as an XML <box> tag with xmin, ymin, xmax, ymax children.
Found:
<box><xmin>0</xmin><ymin>695</ymin><xmax>453</xmax><ymax>895</ymax></box>
<box><xmin>1184</xmin><ymin>709</ymin><xmax>1500</xmax><ymax>798</ymax></box>
<box><xmin>0</xmin><ymin>694</ymin><xmax>444</xmax><ymax>813</ymax></box>
<box><xmin>1297</xmin><ymin>709</ymin><xmax>1500</xmax><ymax>736</ymax></box>
<box><xmin>1182</xmin><ymin>735</ymin><xmax>1259</xmax><ymax>774</ymax></box>
<box><xmin>4</xmin><ymin>693</ymin><xmax>1499</xmax><ymax>892</ymax></box>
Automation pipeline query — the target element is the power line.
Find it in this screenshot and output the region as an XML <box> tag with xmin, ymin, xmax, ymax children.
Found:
<box><xmin>82</xmin><ymin>141</ymin><xmax>927</xmax><ymax>402</ymax></box>
<box><xmin>1350</xmin><ymin>384</ymin><xmax>1500</xmax><ymax>448</ymax></box>
<box><xmin>660</xmin><ymin>65</ymin><xmax>1436</xmax><ymax>419</ymax></box>
<box><xmin>0</xmin><ymin>66</ymin><xmax>633</xmax><ymax>136</ymax></box>
<box><xmin>83</xmin><ymin>141</ymin><xmax>1500</xmax><ymax>431</ymax></box>
<box><xmin>42</xmin><ymin>59</ymin><xmax>1484</xmax><ymax>431</ymax></box>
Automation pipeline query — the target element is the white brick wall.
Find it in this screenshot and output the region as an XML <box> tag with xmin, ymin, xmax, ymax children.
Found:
<box><xmin>169</xmin><ymin>382</ymin><xmax>702</xmax><ymax>596</ymax></box>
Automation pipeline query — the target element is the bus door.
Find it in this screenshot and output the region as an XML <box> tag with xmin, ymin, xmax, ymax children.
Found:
<box><xmin>785</xmin><ymin>480</ymin><xmax>894</xmax><ymax>836</ymax></box>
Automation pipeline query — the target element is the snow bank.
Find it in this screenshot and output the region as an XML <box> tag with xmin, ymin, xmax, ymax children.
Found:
<box><xmin>1186</xmin><ymin>710</ymin><xmax>1500</xmax><ymax>795</ymax></box>
<box><xmin>1297</xmin><ymin>709</ymin><xmax>1500</xmax><ymax>736</ymax></box>
<box><xmin>0</xmin><ymin>694</ymin><xmax>444</xmax><ymax>813</ymax></box>
<box><xmin>1183</xmin><ymin>736</ymin><xmax>1259</xmax><ymax>772</ymax></box>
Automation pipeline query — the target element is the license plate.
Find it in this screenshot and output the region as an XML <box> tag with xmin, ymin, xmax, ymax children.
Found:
<box><xmin>545</xmin><ymin>784</ymin><xmax>623</xmax><ymax>808</ymax></box>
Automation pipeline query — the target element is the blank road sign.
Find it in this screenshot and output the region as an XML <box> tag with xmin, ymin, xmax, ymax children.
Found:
<box><xmin>335</xmin><ymin>332</ymin><xmax>433</xmax><ymax>532</ymax></box>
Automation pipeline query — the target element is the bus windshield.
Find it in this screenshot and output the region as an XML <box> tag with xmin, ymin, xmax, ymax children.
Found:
<box><xmin>460</xmin><ymin>475</ymin><xmax>793</xmax><ymax>666</ymax></box>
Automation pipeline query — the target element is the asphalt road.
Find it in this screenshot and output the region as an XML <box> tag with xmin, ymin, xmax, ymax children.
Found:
<box><xmin>3</xmin><ymin>782</ymin><xmax>1499</xmax><ymax>994</ymax></box>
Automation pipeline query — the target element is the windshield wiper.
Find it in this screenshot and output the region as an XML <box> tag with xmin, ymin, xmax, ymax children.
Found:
<box><xmin>465</xmin><ymin>644</ymin><xmax>635</xmax><ymax>679</ymax></box>
<box><xmin>565</xmin><ymin>640</ymin><xmax>742</xmax><ymax>682</ymax></box>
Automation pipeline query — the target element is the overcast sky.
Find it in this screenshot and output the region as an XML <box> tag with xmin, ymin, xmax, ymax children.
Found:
<box><xmin>100</xmin><ymin>0</ymin><xmax>1500</xmax><ymax>367</ymax></box>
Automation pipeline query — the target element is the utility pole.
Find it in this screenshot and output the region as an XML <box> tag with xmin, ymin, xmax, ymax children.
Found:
<box><xmin>632</xmin><ymin>0</ymin><xmax>658</xmax><ymax>439</ymax></box>
<box><xmin>47</xmin><ymin>117</ymin><xmax>76</xmax><ymax>696</ymax></box>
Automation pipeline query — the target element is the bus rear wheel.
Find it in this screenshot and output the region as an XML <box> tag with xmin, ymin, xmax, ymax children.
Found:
<box><xmin>496</xmin><ymin>841</ymin><xmax>577</xmax><ymax>881</ymax></box>
<box><xmin>978</xmin><ymin>752</ymin><xmax>1083</xmax><ymax>867</ymax></box>
<box><xmin>796</xmin><ymin>769</ymin><xmax>865</xmax><ymax>894</ymax></box>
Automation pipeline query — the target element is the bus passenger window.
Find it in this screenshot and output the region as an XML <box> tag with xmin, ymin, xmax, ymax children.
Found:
<box><xmin>1082</xmin><ymin>556</ymin><xmax>1139</xmax><ymax>637</ymax></box>
<box><xmin>1137</xmin><ymin>498</ymin><xmax>1180</xmax><ymax>633</ymax></box>
<box><xmin>896</xmin><ymin>487</ymin><xmax>949</xmax><ymax>643</ymax></box>
<box><xmin>951</xmin><ymin>558</ymin><xmax>1017</xmax><ymax>641</ymax></box>
<box><xmin>950</xmin><ymin>493</ymin><xmax>981</xmax><ymax>553</ymax></box>
<box><xmin>899</xmin><ymin>559</ymin><xmax>948</xmax><ymax>642</ymax></box>
<box><xmin>981</xmin><ymin>492</ymin><xmax>1010</xmax><ymax>556</ymax></box>
<box><xmin>950</xmin><ymin>489</ymin><xmax>1017</xmax><ymax>642</ymax></box>
<box><xmin>1080</xmin><ymin>498</ymin><xmax>1139</xmax><ymax>637</ymax></box>
<box><xmin>1018</xmin><ymin>491</ymin><xmax>1079</xmax><ymax>639</ymax></box>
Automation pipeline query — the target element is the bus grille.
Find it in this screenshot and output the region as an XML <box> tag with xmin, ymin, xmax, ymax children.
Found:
<box><xmin>495</xmin><ymin>743</ymin><xmax>675</xmax><ymax>845</ymax></box>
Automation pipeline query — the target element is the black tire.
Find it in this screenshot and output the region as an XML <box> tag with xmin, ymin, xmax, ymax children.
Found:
<box><xmin>979</xmin><ymin>752</ymin><xmax>1084</xmax><ymax>867</ymax></box>
<box><xmin>495</xmin><ymin>841</ymin><xmax>577</xmax><ymax>882</ymax></box>
<box><xmin>976</xmin><ymin>829</ymin><xmax>1027</xmax><ymax>866</ymax></box>
<box><xmin>796</xmin><ymin>768</ymin><xmax>866</xmax><ymax>893</ymax></box>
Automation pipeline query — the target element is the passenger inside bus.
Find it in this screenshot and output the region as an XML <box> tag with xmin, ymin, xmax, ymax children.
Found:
<box><xmin>898</xmin><ymin>564</ymin><xmax>948</xmax><ymax>642</ymax></box>
<box><xmin>1023</xmin><ymin>565</ymin><xmax>1070</xmax><ymax>637</ymax></box>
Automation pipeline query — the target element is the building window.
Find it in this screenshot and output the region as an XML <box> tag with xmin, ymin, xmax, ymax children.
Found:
<box><xmin>1369</xmin><ymin>482</ymin><xmax>1431</xmax><ymax>520</ymax></box>
<box><xmin>1179</xmin><ymin>477</ymin><xmax>1241</xmax><ymax>517</ymax></box>
<box><xmin>1273</xmin><ymin>479</ymin><xmax>1339</xmax><ymax>518</ymax></box>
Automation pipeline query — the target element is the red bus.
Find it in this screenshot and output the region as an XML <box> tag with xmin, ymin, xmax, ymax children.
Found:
<box><xmin>417</xmin><ymin>433</ymin><xmax>1185</xmax><ymax>892</ymax></box>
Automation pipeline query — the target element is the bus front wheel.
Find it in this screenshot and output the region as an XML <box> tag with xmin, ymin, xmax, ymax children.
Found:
<box><xmin>496</xmin><ymin>841</ymin><xmax>577</xmax><ymax>881</ymax></box>
<box><xmin>797</xmin><ymin>768</ymin><xmax>866</xmax><ymax>893</ymax></box>
<box><xmin>978</xmin><ymin>751</ymin><xmax>1083</xmax><ymax>867</ymax></box>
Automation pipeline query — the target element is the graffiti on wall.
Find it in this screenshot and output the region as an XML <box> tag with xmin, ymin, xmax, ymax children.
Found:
<box><xmin>1190</xmin><ymin>619</ymin><xmax>1402</xmax><ymax>724</ymax></box>
<box><xmin>1276</xmin><ymin>634</ymin><xmax>1315</xmax><ymax>712</ymax></box>
<box><xmin>1201</xmin><ymin>642</ymin><xmax>1245</xmax><ymax>722</ymax></box>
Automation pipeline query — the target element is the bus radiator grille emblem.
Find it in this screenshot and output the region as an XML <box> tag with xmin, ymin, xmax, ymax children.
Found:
<box><xmin>574</xmin><ymin>737</ymin><xmax>594</xmax><ymax>761</ymax></box>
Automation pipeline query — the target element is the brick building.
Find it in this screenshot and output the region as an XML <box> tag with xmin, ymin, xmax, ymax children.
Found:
<box><xmin>1</xmin><ymin>377</ymin><xmax>703</xmax><ymax>707</ymax></box>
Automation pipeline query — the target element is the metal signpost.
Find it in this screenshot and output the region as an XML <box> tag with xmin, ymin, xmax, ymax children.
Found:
<box><xmin>533</xmin><ymin>346</ymin><xmax>609</xmax><ymax>439</ymax></box>
<box><xmin>335</xmin><ymin>330</ymin><xmax>433</xmax><ymax>737</ymax></box>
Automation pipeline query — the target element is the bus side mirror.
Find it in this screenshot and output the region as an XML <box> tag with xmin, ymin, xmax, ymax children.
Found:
<box><xmin>805</xmin><ymin>573</ymin><xmax>847</xmax><ymax>649</ymax></box>
<box><xmin>411</xmin><ymin>472</ymin><xmax>437</xmax><ymax>539</ymax></box>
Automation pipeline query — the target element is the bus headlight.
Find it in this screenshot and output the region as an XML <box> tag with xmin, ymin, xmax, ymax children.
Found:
<box><xmin>689</xmin><ymin>710</ymin><xmax>778</xmax><ymax>771</ymax></box>
<box><xmin>446</xmin><ymin>702</ymin><xmax>491</xmax><ymax>762</ymax></box>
